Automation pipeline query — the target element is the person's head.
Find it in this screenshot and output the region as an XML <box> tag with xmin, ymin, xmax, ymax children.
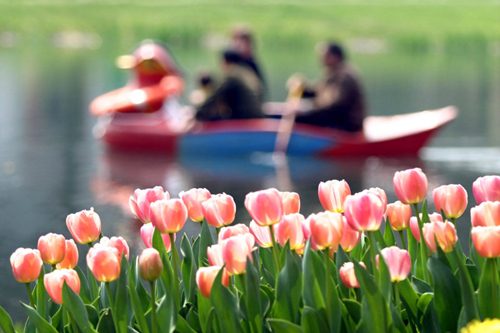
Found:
<box><xmin>231</xmin><ymin>26</ymin><xmax>254</xmax><ymax>58</ymax></box>
<box><xmin>322</xmin><ymin>42</ymin><xmax>345</xmax><ymax>68</ymax></box>
<box><xmin>221</xmin><ymin>49</ymin><xmax>243</xmax><ymax>73</ymax></box>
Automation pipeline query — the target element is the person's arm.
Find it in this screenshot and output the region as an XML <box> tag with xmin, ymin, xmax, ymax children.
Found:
<box><xmin>312</xmin><ymin>74</ymin><xmax>360</xmax><ymax>114</ymax></box>
<box><xmin>195</xmin><ymin>78</ymin><xmax>235</xmax><ymax>121</ymax></box>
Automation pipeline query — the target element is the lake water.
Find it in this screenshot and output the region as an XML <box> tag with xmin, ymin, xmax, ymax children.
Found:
<box><xmin>1</xmin><ymin>41</ymin><xmax>499</xmax><ymax>322</ymax></box>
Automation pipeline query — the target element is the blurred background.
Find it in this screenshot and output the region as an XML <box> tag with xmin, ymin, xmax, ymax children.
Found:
<box><xmin>1</xmin><ymin>0</ymin><xmax>500</xmax><ymax>323</ymax></box>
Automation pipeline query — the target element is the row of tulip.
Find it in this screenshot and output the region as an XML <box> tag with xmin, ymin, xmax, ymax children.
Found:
<box><xmin>3</xmin><ymin>168</ymin><xmax>500</xmax><ymax>332</ymax></box>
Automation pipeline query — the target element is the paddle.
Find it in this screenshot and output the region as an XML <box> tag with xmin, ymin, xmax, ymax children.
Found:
<box><xmin>273</xmin><ymin>82</ymin><xmax>304</xmax><ymax>155</ymax></box>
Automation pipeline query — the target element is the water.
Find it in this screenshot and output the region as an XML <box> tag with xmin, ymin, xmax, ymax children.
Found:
<box><xmin>0</xmin><ymin>42</ymin><xmax>499</xmax><ymax>322</ymax></box>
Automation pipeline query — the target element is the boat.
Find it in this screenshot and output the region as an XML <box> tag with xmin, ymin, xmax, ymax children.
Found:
<box><xmin>92</xmin><ymin>105</ymin><xmax>458</xmax><ymax>157</ymax></box>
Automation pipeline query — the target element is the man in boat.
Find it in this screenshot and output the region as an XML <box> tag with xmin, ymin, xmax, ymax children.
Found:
<box><xmin>195</xmin><ymin>49</ymin><xmax>264</xmax><ymax>121</ymax></box>
<box><xmin>290</xmin><ymin>42</ymin><xmax>366</xmax><ymax>132</ymax></box>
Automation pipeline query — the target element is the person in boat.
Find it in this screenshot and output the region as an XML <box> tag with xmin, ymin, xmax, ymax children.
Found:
<box><xmin>290</xmin><ymin>42</ymin><xmax>366</xmax><ymax>132</ymax></box>
<box><xmin>195</xmin><ymin>49</ymin><xmax>264</xmax><ymax>121</ymax></box>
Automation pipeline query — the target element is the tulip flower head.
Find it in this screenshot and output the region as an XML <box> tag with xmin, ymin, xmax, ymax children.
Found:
<box><xmin>222</xmin><ymin>234</ymin><xmax>255</xmax><ymax>275</ymax></box>
<box><xmin>56</xmin><ymin>239</ymin><xmax>79</xmax><ymax>270</ymax></box>
<box><xmin>433</xmin><ymin>184</ymin><xmax>468</xmax><ymax>219</ymax></box>
<box><xmin>218</xmin><ymin>224</ymin><xmax>250</xmax><ymax>242</ymax></box>
<box><xmin>367</xmin><ymin>187</ymin><xmax>388</xmax><ymax>213</ymax></box>
<box><xmin>339</xmin><ymin>262</ymin><xmax>366</xmax><ymax>288</ymax></box>
<box><xmin>150</xmin><ymin>198</ymin><xmax>187</xmax><ymax>234</ymax></box>
<box><xmin>318</xmin><ymin>179</ymin><xmax>351</xmax><ymax>213</ymax></box>
<box><xmin>275</xmin><ymin>213</ymin><xmax>305</xmax><ymax>250</ymax></box>
<box><xmin>99</xmin><ymin>236</ymin><xmax>130</xmax><ymax>260</ymax></box>
<box><xmin>473</xmin><ymin>175</ymin><xmax>500</xmax><ymax>205</ymax></box>
<box><xmin>386</xmin><ymin>201</ymin><xmax>412</xmax><ymax>231</ymax></box>
<box><xmin>179</xmin><ymin>188</ymin><xmax>211</xmax><ymax>222</ymax></box>
<box><xmin>196</xmin><ymin>266</ymin><xmax>230</xmax><ymax>298</ymax></box>
<box><xmin>281</xmin><ymin>191</ymin><xmax>301</xmax><ymax>215</ymax></box>
<box><xmin>10</xmin><ymin>248</ymin><xmax>43</xmax><ymax>283</ymax></box>
<box><xmin>202</xmin><ymin>193</ymin><xmax>236</xmax><ymax>228</ymax></box>
<box><xmin>66</xmin><ymin>208</ymin><xmax>102</xmax><ymax>245</ymax></box>
<box><xmin>377</xmin><ymin>246</ymin><xmax>411</xmax><ymax>282</ymax></box>
<box><xmin>138</xmin><ymin>248</ymin><xmax>163</xmax><ymax>282</ymax></box>
<box><xmin>422</xmin><ymin>221</ymin><xmax>457</xmax><ymax>253</ymax></box>
<box><xmin>307</xmin><ymin>211</ymin><xmax>344</xmax><ymax>251</ymax></box>
<box><xmin>393</xmin><ymin>168</ymin><xmax>428</xmax><ymax>204</ymax></box>
<box><xmin>340</xmin><ymin>218</ymin><xmax>362</xmax><ymax>252</ymax></box>
<box><xmin>140</xmin><ymin>223</ymin><xmax>174</xmax><ymax>252</ymax></box>
<box><xmin>409</xmin><ymin>213</ymin><xmax>443</xmax><ymax>242</ymax></box>
<box><xmin>37</xmin><ymin>233</ymin><xmax>66</xmax><ymax>265</ymax></box>
<box><xmin>344</xmin><ymin>191</ymin><xmax>385</xmax><ymax>232</ymax></box>
<box><xmin>471</xmin><ymin>226</ymin><xmax>500</xmax><ymax>258</ymax></box>
<box><xmin>207</xmin><ymin>243</ymin><xmax>224</xmax><ymax>267</ymax></box>
<box><xmin>87</xmin><ymin>244</ymin><xmax>121</xmax><ymax>282</ymax></box>
<box><xmin>44</xmin><ymin>269</ymin><xmax>80</xmax><ymax>304</ymax></box>
<box><xmin>245</xmin><ymin>188</ymin><xmax>283</xmax><ymax>226</ymax></box>
<box><xmin>471</xmin><ymin>201</ymin><xmax>500</xmax><ymax>227</ymax></box>
<box><xmin>249</xmin><ymin>221</ymin><xmax>274</xmax><ymax>248</ymax></box>
<box><xmin>129</xmin><ymin>186</ymin><xmax>170</xmax><ymax>223</ymax></box>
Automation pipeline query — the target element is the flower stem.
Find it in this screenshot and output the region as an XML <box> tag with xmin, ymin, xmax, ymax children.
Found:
<box><xmin>323</xmin><ymin>249</ymin><xmax>332</xmax><ymax>328</ymax></box>
<box><xmin>398</xmin><ymin>230</ymin><xmax>407</xmax><ymax>251</ymax></box>
<box><xmin>413</xmin><ymin>203</ymin><xmax>429</xmax><ymax>282</ymax></box>
<box><xmin>394</xmin><ymin>282</ymin><xmax>401</xmax><ymax>315</ymax></box>
<box><xmin>269</xmin><ymin>225</ymin><xmax>281</xmax><ymax>277</ymax></box>
<box><xmin>150</xmin><ymin>281</ymin><xmax>158</xmax><ymax>333</ymax></box>
<box><xmin>25</xmin><ymin>283</ymin><xmax>35</xmax><ymax>308</ymax></box>
<box><xmin>169</xmin><ymin>233</ymin><xmax>180</xmax><ymax>280</ymax></box>
<box><xmin>105</xmin><ymin>282</ymin><xmax>119</xmax><ymax>333</ymax></box>
<box><xmin>216</xmin><ymin>227</ymin><xmax>220</xmax><ymax>239</ymax></box>
<box><xmin>368</xmin><ymin>231</ymin><xmax>379</xmax><ymax>284</ymax></box>
<box><xmin>492</xmin><ymin>259</ymin><xmax>498</xmax><ymax>318</ymax></box>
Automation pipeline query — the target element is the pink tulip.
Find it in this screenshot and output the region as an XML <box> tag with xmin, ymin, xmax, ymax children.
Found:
<box><xmin>138</xmin><ymin>248</ymin><xmax>163</xmax><ymax>282</ymax></box>
<box><xmin>249</xmin><ymin>221</ymin><xmax>274</xmax><ymax>248</ymax></box>
<box><xmin>409</xmin><ymin>213</ymin><xmax>443</xmax><ymax>242</ymax></box>
<box><xmin>44</xmin><ymin>269</ymin><xmax>80</xmax><ymax>304</ymax></box>
<box><xmin>318</xmin><ymin>179</ymin><xmax>351</xmax><ymax>213</ymax></box>
<box><xmin>99</xmin><ymin>236</ymin><xmax>130</xmax><ymax>260</ymax></box>
<box><xmin>196</xmin><ymin>266</ymin><xmax>230</xmax><ymax>298</ymax></box>
<box><xmin>140</xmin><ymin>223</ymin><xmax>174</xmax><ymax>252</ymax></box>
<box><xmin>202</xmin><ymin>193</ymin><xmax>236</xmax><ymax>228</ymax></box>
<box><xmin>66</xmin><ymin>208</ymin><xmax>102</xmax><ymax>245</ymax></box>
<box><xmin>471</xmin><ymin>201</ymin><xmax>500</xmax><ymax>227</ymax></box>
<box><xmin>218</xmin><ymin>224</ymin><xmax>249</xmax><ymax>242</ymax></box>
<box><xmin>281</xmin><ymin>191</ymin><xmax>301</xmax><ymax>215</ymax></box>
<box><xmin>275</xmin><ymin>213</ymin><xmax>305</xmax><ymax>250</ymax></box>
<box><xmin>207</xmin><ymin>244</ymin><xmax>224</xmax><ymax>267</ymax></box>
<box><xmin>344</xmin><ymin>191</ymin><xmax>385</xmax><ymax>232</ymax></box>
<box><xmin>179</xmin><ymin>188</ymin><xmax>211</xmax><ymax>222</ymax></box>
<box><xmin>150</xmin><ymin>198</ymin><xmax>187</xmax><ymax>234</ymax></box>
<box><xmin>340</xmin><ymin>219</ymin><xmax>362</xmax><ymax>252</ymax></box>
<box><xmin>377</xmin><ymin>246</ymin><xmax>411</xmax><ymax>282</ymax></box>
<box><xmin>308</xmin><ymin>211</ymin><xmax>344</xmax><ymax>251</ymax></box>
<box><xmin>422</xmin><ymin>221</ymin><xmax>457</xmax><ymax>253</ymax></box>
<box><xmin>339</xmin><ymin>262</ymin><xmax>366</xmax><ymax>288</ymax></box>
<box><xmin>386</xmin><ymin>201</ymin><xmax>412</xmax><ymax>231</ymax></box>
<box><xmin>87</xmin><ymin>244</ymin><xmax>121</xmax><ymax>282</ymax></box>
<box><xmin>367</xmin><ymin>187</ymin><xmax>388</xmax><ymax>213</ymax></box>
<box><xmin>471</xmin><ymin>226</ymin><xmax>500</xmax><ymax>258</ymax></box>
<box><xmin>38</xmin><ymin>233</ymin><xmax>66</xmax><ymax>265</ymax></box>
<box><xmin>10</xmin><ymin>248</ymin><xmax>43</xmax><ymax>283</ymax></box>
<box><xmin>433</xmin><ymin>184</ymin><xmax>468</xmax><ymax>219</ymax></box>
<box><xmin>129</xmin><ymin>186</ymin><xmax>170</xmax><ymax>223</ymax></box>
<box><xmin>301</xmin><ymin>217</ymin><xmax>318</xmax><ymax>250</ymax></box>
<box><xmin>56</xmin><ymin>240</ymin><xmax>79</xmax><ymax>270</ymax></box>
<box><xmin>222</xmin><ymin>234</ymin><xmax>255</xmax><ymax>275</ymax></box>
<box><xmin>393</xmin><ymin>168</ymin><xmax>428</xmax><ymax>204</ymax></box>
<box><xmin>473</xmin><ymin>175</ymin><xmax>500</xmax><ymax>204</ymax></box>
<box><xmin>245</xmin><ymin>188</ymin><xmax>283</xmax><ymax>226</ymax></box>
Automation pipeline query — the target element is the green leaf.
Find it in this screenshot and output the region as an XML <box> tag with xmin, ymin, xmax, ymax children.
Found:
<box><xmin>75</xmin><ymin>265</ymin><xmax>92</xmax><ymax>304</ymax></box>
<box><xmin>272</xmin><ymin>248</ymin><xmax>302</xmax><ymax>324</ymax></box>
<box><xmin>197</xmin><ymin>290</ymin><xmax>212</xmax><ymax>333</ymax></box>
<box><xmin>411</xmin><ymin>276</ymin><xmax>432</xmax><ymax>294</ymax></box>
<box><xmin>0</xmin><ymin>306</ymin><xmax>16</xmax><ymax>333</ymax></box>
<box><xmin>36</xmin><ymin>266</ymin><xmax>47</xmax><ymax>320</ymax></box>
<box><xmin>176</xmin><ymin>314</ymin><xmax>197</xmax><ymax>333</ymax></box>
<box><xmin>383</xmin><ymin>218</ymin><xmax>396</xmax><ymax>247</ymax></box>
<box><xmin>373</xmin><ymin>229</ymin><xmax>387</xmax><ymax>249</ymax></box>
<box><xmin>181</xmin><ymin>234</ymin><xmax>197</xmax><ymax>306</ymax></box>
<box><xmin>335</xmin><ymin>247</ymin><xmax>351</xmax><ymax>299</ymax></box>
<box><xmin>97</xmin><ymin>309</ymin><xmax>116</xmax><ymax>333</ymax></box>
<box><xmin>301</xmin><ymin>306</ymin><xmax>329</xmax><ymax>332</ymax></box>
<box><xmin>244</xmin><ymin>259</ymin><xmax>264</xmax><ymax>333</ymax></box>
<box><xmin>199</xmin><ymin>220</ymin><xmax>214</xmax><ymax>268</ymax></box>
<box><xmin>153</xmin><ymin>229</ymin><xmax>179</xmax><ymax>313</ymax></box>
<box><xmin>259</xmin><ymin>247</ymin><xmax>276</xmax><ymax>284</ymax></box>
<box><xmin>157</xmin><ymin>294</ymin><xmax>177</xmax><ymax>333</ymax></box>
<box><xmin>115</xmin><ymin>255</ymin><xmax>129</xmax><ymax>333</ymax></box>
<box><xmin>389</xmin><ymin>302</ymin><xmax>407</xmax><ymax>333</ymax></box>
<box><xmin>397</xmin><ymin>279</ymin><xmax>419</xmax><ymax>328</ymax></box>
<box><xmin>302</xmin><ymin>241</ymin><xmax>326</xmax><ymax>313</ymax></box>
<box><xmin>377</xmin><ymin>249</ymin><xmax>392</xmax><ymax>303</ymax></box>
<box><xmin>451</xmin><ymin>247</ymin><xmax>480</xmax><ymax>325</ymax></box>
<box><xmin>267</xmin><ymin>319</ymin><xmax>303</xmax><ymax>333</ymax></box>
<box><xmin>342</xmin><ymin>299</ymin><xmax>362</xmax><ymax>324</ymax></box>
<box><xmin>478</xmin><ymin>258</ymin><xmax>500</xmax><ymax>320</ymax></box>
<box><xmin>86</xmin><ymin>304</ymin><xmax>100</xmax><ymax>329</ymax></box>
<box><xmin>407</xmin><ymin>228</ymin><xmax>418</xmax><ymax>275</ymax></box>
<box><xmin>20</xmin><ymin>303</ymin><xmax>58</xmax><ymax>333</ymax></box>
<box><xmin>128</xmin><ymin>261</ymin><xmax>150</xmax><ymax>333</ymax></box>
<box><xmin>417</xmin><ymin>294</ymin><xmax>441</xmax><ymax>333</ymax></box>
<box><xmin>210</xmin><ymin>268</ymin><xmax>241</xmax><ymax>333</ymax></box>
<box><xmin>62</xmin><ymin>282</ymin><xmax>98</xmax><ymax>333</ymax></box>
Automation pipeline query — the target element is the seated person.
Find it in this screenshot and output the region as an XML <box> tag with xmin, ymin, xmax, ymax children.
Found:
<box><xmin>196</xmin><ymin>50</ymin><xmax>264</xmax><ymax>121</ymax></box>
<box><xmin>292</xmin><ymin>42</ymin><xmax>366</xmax><ymax>132</ymax></box>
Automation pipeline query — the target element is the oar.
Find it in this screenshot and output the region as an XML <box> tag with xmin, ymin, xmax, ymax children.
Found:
<box><xmin>273</xmin><ymin>85</ymin><xmax>304</xmax><ymax>155</ymax></box>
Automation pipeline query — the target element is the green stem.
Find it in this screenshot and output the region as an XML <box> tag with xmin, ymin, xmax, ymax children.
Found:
<box><xmin>150</xmin><ymin>281</ymin><xmax>158</xmax><ymax>333</ymax></box>
<box><xmin>398</xmin><ymin>230</ymin><xmax>407</xmax><ymax>251</ymax></box>
<box><xmin>169</xmin><ymin>233</ymin><xmax>180</xmax><ymax>280</ymax></box>
<box><xmin>394</xmin><ymin>282</ymin><xmax>401</xmax><ymax>315</ymax></box>
<box><xmin>452</xmin><ymin>247</ymin><xmax>479</xmax><ymax>321</ymax></box>
<box><xmin>451</xmin><ymin>217</ymin><xmax>456</xmax><ymax>225</ymax></box>
<box><xmin>51</xmin><ymin>264</ymin><xmax>56</xmax><ymax>271</ymax></box>
<box><xmin>106</xmin><ymin>282</ymin><xmax>119</xmax><ymax>333</ymax></box>
<box><xmin>269</xmin><ymin>225</ymin><xmax>282</xmax><ymax>276</ymax></box>
<box><xmin>237</xmin><ymin>273</ymin><xmax>247</xmax><ymax>295</ymax></box>
<box><xmin>413</xmin><ymin>203</ymin><xmax>429</xmax><ymax>282</ymax></box>
<box><xmin>492</xmin><ymin>259</ymin><xmax>498</xmax><ymax>318</ymax></box>
<box><xmin>25</xmin><ymin>283</ymin><xmax>35</xmax><ymax>308</ymax></box>
<box><xmin>368</xmin><ymin>231</ymin><xmax>379</xmax><ymax>284</ymax></box>
<box><xmin>216</xmin><ymin>227</ymin><xmax>220</xmax><ymax>239</ymax></box>
<box><xmin>324</xmin><ymin>249</ymin><xmax>332</xmax><ymax>328</ymax></box>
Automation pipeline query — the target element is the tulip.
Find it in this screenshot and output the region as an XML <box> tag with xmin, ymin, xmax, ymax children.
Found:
<box><xmin>150</xmin><ymin>198</ymin><xmax>187</xmax><ymax>234</ymax></box>
<box><xmin>38</xmin><ymin>233</ymin><xmax>66</xmax><ymax>265</ymax></box>
<box><xmin>202</xmin><ymin>193</ymin><xmax>236</xmax><ymax>228</ymax></box>
<box><xmin>318</xmin><ymin>179</ymin><xmax>351</xmax><ymax>213</ymax></box>
<box><xmin>138</xmin><ymin>248</ymin><xmax>163</xmax><ymax>282</ymax></box>
<box><xmin>129</xmin><ymin>186</ymin><xmax>170</xmax><ymax>223</ymax></box>
<box><xmin>140</xmin><ymin>223</ymin><xmax>174</xmax><ymax>252</ymax></box>
<box><xmin>222</xmin><ymin>234</ymin><xmax>255</xmax><ymax>275</ymax></box>
<box><xmin>472</xmin><ymin>226</ymin><xmax>500</xmax><ymax>258</ymax></box>
<box><xmin>344</xmin><ymin>191</ymin><xmax>385</xmax><ymax>232</ymax></box>
<box><xmin>99</xmin><ymin>236</ymin><xmax>130</xmax><ymax>260</ymax></box>
<box><xmin>56</xmin><ymin>240</ymin><xmax>79</xmax><ymax>270</ymax></box>
<box><xmin>10</xmin><ymin>248</ymin><xmax>43</xmax><ymax>283</ymax></box>
<box><xmin>301</xmin><ymin>217</ymin><xmax>317</xmax><ymax>250</ymax></box>
<box><xmin>339</xmin><ymin>262</ymin><xmax>366</xmax><ymax>288</ymax></box>
<box><xmin>281</xmin><ymin>191</ymin><xmax>300</xmax><ymax>215</ymax></box>
<box><xmin>250</xmin><ymin>220</ymin><xmax>274</xmax><ymax>248</ymax></box>
<box><xmin>179</xmin><ymin>188</ymin><xmax>211</xmax><ymax>222</ymax></box>
<box><xmin>367</xmin><ymin>187</ymin><xmax>388</xmax><ymax>212</ymax></box>
<box><xmin>433</xmin><ymin>184</ymin><xmax>468</xmax><ymax>219</ymax></box>
<box><xmin>218</xmin><ymin>224</ymin><xmax>249</xmax><ymax>242</ymax></box>
<box><xmin>377</xmin><ymin>246</ymin><xmax>411</xmax><ymax>282</ymax></box>
<box><xmin>340</xmin><ymin>219</ymin><xmax>362</xmax><ymax>252</ymax></box>
<box><xmin>386</xmin><ymin>201</ymin><xmax>412</xmax><ymax>231</ymax></box>
<box><xmin>473</xmin><ymin>175</ymin><xmax>500</xmax><ymax>204</ymax></box>
<box><xmin>471</xmin><ymin>201</ymin><xmax>500</xmax><ymax>227</ymax></box>
<box><xmin>87</xmin><ymin>245</ymin><xmax>121</xmax><ymax>282</ymax></box>
<box><xmin>207</xmin><ymin>243</ymin><xmax>224</xmax><ymax>267</ymax></box>
<box><xmin>245</xmin><ymin>188</ymin><xmax>283</xmax><ymax>226</ymax></box>
<box><xmin>44</xmin><ymin>269</ymin><xmax>80</xmax><ymax>304</ymax></box>
<box><xmin>422</xmin><ymin>221</ymin><xmax>457</xmax><ymax>253</ymax></box>
<box><xmin>66</xmin><ymin>208</ymin><xmax>102</xmax><ymax>245</ymax></box>
<box><xmin>196</xmin><ymin>266</ymin><xmax>230</xmax><ymax>298</ymax></box>
<box><xmin>275</xmin><ymin>213</ymin><xmax>305</xmax><ymax>250</ymax></box>
<box><xmin>307</xmin><ymin>211</ymin><xmax>344</xmax><ymax>251</ymax></box>
<box><xmin>409</xmin><ymin>213</ymin><xmax>443</xmax><ymax>242</ymax></box>
<box><xmin>393</xmin><ymin>168</ymin><xmax>428</xmax><ymax>204</ymax></box>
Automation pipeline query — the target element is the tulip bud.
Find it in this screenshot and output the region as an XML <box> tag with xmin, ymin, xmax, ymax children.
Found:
<box><xmin>340</xmin><ymin>219</ymin><xmax>361</xmax><ymax>252</ymax></box>
<box><xmin>471</xmin><ymin>226</ymin><xmax>500</xmax><ymax>258</ymax></box>
<box><xmin>66</xmin><ymin>208</ymin><xmax>101</xmax><ymax>245</ymax></box>
<box><xmin>339</xmin><ymin>262</ymin><xmax>366</xmax><ymax>288</ymax></box>
<box><xmin>245</xmin><ymin>188</ymin><xmax>283</xmax><ymax>226</ymax></box>
<box><xmin>202</xmin><ymin>193</ymin><xmax>236</xmax><ymax>228</ymax></box>
<box><xmin>473</xmin><ymin>175</ymin><xmax>500</xmax><ymax>204</ymax></box>
<box><xmin>10</xmin><ymin>248</ymin><xmax>43</xmax><ymax>283</ymax></box>
<box><xmin>393</xmin><ymin>168</ymin><xmax>428</xmax><ymax>204</ymax></box>
<box><xmin>44</xmin><ymin>269</ymin><xmax>80</xmax><ymax>304</ymax></box>
<box><xmin>318</xmin><ymin>179</ymin><xmax>351</xmax><ymax>213</ymax></box>
<box><xmin>207</xmin><ymin>243</ymin><xmax>224</xmax><ymax>267</ymax></box>
<box><xmin>38</xmin><ymin>233</ymin><xmax>66</xmax><ymax>265</ymax></box>
<box><xmin>386</xmin><ymin>201</ymin><xmax>412</xmax><ymax>231</ymax></box>
<box><xmin>138</xmin><ymin>248</ymin><xmax>163</xmax><ymax>282</ymax></box>
<box><xmin>275</xmin><ymin>213</ymin><xmax>305</xmax><ymax>250</ymax></box>
<box><xmin>99</xmin><ymin>236</ymin><xmax>130</xmax><ymax>260</ymax></box>
<box><xmin>129</xmin><ymin>186</ymin><xmax>170</xmax><ymax>223</ymax></box>
<box><xmin>222</xmin><ymin>234</ymin><xmax>255</xmax><ymax>275</ymax></box>
<box><xmin>308</xmin><ymin>211</ymin><xmax>344</xmax><ymax>251</ymax></box>
<box><xmin>433</xmin><ymin>184</ymin><xmax>468</xmax><ymax>219</ymax></box>
<box><xmin>281</xmin><ymin>191</ymin><xmax>300</xmax><ymax>215</ymax></box>
<box><xmin>471</xmin><ymin>201</ymin><xmax>500</xmax><ymax>227</ymax></box>
<box><xmin>218</xmin><ymin>224</ymin><xmax>249</xmax><ymax>242</ymax></box>
<box><xmin>422</xmin><ymin>221</ymin><xmax>457</xmax><ymax>253</ymax></box>
<box><xmin>249</xmin><ymin>221</ymin><xmax>274</xmax><ymax>248</ymax></box>
<box><xmin>56</xmin><ymin>240</ymin><xmax>79</xmax><ymax>270</ymax></box>
<box><xmin>377</xmin><ymin>246</ymin><xmax>411</xmax><ymax>282</ymax></box>
<box><xmin>87</xmin><ymin>245</ymin><xmax>121</xmax><ymax>282</ymax></box>
<box><xmin>179</xmin><ymin>188</ymin><xmax>211</xmax><ymax>222</ymax></box>
<box><xmin>140</xmin><ymin>223</ymin><xmax>174</xmax><ymax>252</ymax></box>
<box><xmin>196</xmin><ymin>266</ymin><xmax>229</xmax><ymax>298</ymax></box>
<box><xmin>150</xmin><ymin>198</ymin><xmax>187</xmax><ymax>234</ymax></box>
<box><xmin>344</xmin><ymin>191</ymin><xmax>385</xmax><ymax>232</ymax></box>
